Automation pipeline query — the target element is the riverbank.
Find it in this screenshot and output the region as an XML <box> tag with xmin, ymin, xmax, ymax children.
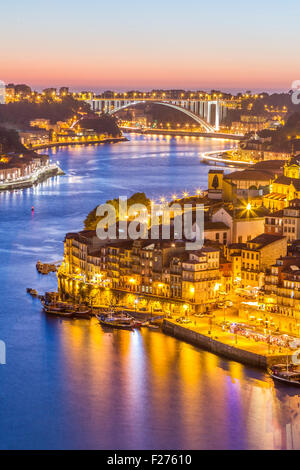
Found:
<box><xmin>162</xmin><ymin>319</ymin><xmax>289</xmax><ymax>370</ymax></box>
<box><xmin>30</xmin><ymin>136</ymin><xmax>128</xmax><ymax>151</ymax></box>
<box><xmin>0</xmin><ymin>164</ymin><xmax>64</xmax><ymax>191</ymax></box>
<box><xmin>201</xmin><ymin>149</ymin><xmax>253</xmax><ymax>166</ymax></box>
<box><xmin>121</xmin><ymin>127</ymin><xmax>244</xmax><ymax>141</ymax></box>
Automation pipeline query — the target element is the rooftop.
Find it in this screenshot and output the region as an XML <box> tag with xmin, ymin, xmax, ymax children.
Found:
<box><xmin>252</xmin><ymin>160</ymin><xmax>285</xmax><ymax>171</ymax></box>
<box><xmin>249</xmin><ymin>233</ymin><xmax>285</xmax><ymax>248</ymax></box>
<box><xmin>224</xmin><ymin>169</ymin><xmax>271</xmax><ymax>182</ymax></box>
<box><xmin>204</xmin><ymin>221</ymin><xmax>229</xmax><ymax>231</ymax></box>
<box><xmin>273</xmin><ymin>175</ymin><xmax>300</xmax><ymax>191</ymax></box>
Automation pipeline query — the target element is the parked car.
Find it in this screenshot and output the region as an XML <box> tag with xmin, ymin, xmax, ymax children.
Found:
<box><xmin>180</xmin><ymin>318</ymin><xmax>192</xmax><ymax>324</ymax></box>
<box><xmin>176</xmin><ymin>317</ymin><xmax>191</xmax><ymax>324</ymax></box>
<box><xmin>176</xmin><ymin>317</ymin><xmax>185</xmax><ymax>323</ymax></box>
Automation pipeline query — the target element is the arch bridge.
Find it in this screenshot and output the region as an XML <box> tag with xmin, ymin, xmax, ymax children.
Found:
<box><xmin>86</xmin><ymin>97</ymin><xmax>227</xmax><ymax>132</ymax></box>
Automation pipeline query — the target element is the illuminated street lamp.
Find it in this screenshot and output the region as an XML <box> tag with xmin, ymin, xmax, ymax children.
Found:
<box><xmin>183</xmin><ymin>304</ymin><xmax>188</xmax><ymax>316</ymax></box>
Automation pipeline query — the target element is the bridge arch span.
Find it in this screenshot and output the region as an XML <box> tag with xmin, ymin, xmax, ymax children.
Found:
<box><xmin>109</xmin><ymin>100</ymin><xmax>215</xmax><ymax>133</ymax></box>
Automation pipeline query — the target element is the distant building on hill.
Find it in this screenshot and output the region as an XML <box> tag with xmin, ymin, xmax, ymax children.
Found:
<box><xmin>0</xmin><ymin>80</ymin><xmax>5</xmax><ymax>104</ymax></box>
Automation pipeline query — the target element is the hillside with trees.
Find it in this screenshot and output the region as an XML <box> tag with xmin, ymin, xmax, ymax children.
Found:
<box><xmin>0</xmin><ymin>96</ymin><xmax>90</xmax><ymax>128</ymax></box>
<box><xmin>84</xmin><ymin>192</ymin><xmax>151</xmax><ymax>230</ymax></box>
<box><xmin>259</xmin><ymin>112</ymin><xmax>300</xmax><ymax>151</ymax></box>
<box><xmin>223</xmin><ymin>92</ymin><xmax>300</xmax><ymax>127</ymax></box>
<box><xmin>79</xmin><ymin>114</ymin><xmax>121</xmax><ymax>137</ymax></box>
<box><xmin>0</xmin><ymin>127</ymin><xmax>29</xmax><ymax>153</ymax></box>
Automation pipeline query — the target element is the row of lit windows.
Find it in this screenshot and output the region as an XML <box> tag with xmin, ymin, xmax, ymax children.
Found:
<box><xmin>242</xmin><ymin>272</ymin><xmax>258</xmax><ymax>281</ymax></box>
<box><xmin>284</xmin><ymin>219</ymin><xmax>296</xmax><ymax>225</ymax></box>
<box><xmin>242</xmin><ymin>263</ymin><xmax>258</xmax><ymax>270</ymax></box>
<box><xmin>242</xmin><ymin>252</ymin><xmax>259</xmax><ymax>260</ymax></box>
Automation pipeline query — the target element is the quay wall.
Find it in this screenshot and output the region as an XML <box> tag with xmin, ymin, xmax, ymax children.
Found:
<box><xmin>162</xmin><ymin>320</ymin><xmax>285</xmax><ymax>370</ymax></box>
<box><xmin>31</xmin><ymin>136</ymin><xmax>128</xmax><ymax>151</ymax></box>
<box><xmin>0</xmin><ymin>166</ymin><xmax>64</xmax><ymax>191</ymax></box>
<box><xmin>121</xmin><ymin>128</ymin><xmax>243</xmax><ymax>141</ymax></box>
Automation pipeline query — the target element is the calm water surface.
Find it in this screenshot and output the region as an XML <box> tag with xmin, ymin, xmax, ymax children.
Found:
<box><xmin>0</xmin><ymin>134</ymin><xmax>299</xmax><ymax>450</ymax></box>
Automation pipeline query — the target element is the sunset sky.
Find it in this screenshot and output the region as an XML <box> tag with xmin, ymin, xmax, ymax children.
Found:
<box><xmin>1</xmin><ymin>0</ymin><xmax>299</xmax><ymax>92</ymax></box>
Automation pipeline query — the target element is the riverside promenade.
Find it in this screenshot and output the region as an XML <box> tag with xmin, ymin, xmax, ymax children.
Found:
<box><xmin>121</xmin><ymin>127</ymin><xmax>244</xmax><ymax>141</ymax></box>
<box><xmin>30</xmin><ymin>136</ymin><xmax>128</xmax><ymax>151</ymax></box>
<box><xmin>163</xmin><ymin>318</ymin><xmax>291</xmax><ymax>369</ymax></box>
<box><xmin>0</xmin><ymin>163</ymin><xmax>64</xmax><ymax>191</ymax></box>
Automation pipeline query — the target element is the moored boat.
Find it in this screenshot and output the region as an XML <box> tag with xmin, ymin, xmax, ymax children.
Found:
<box><xmin>36</xmin><ymin>260</ymin><xmax>57</xmax><ymax>274</ymax></box>
<box><xmin>43</xmin><ymin>305</ymin><xmax>74</xmax><ymax>318</ymax></box>
<box><xmin>27</xmin><ymin>288</ymin><xmax>38</xmax><ymax>296</ymax></box>
<box><xmin>147</xmin><ymin>324</ymin><xmax>160</xmax><ymax>330</ymax></box>
<box><xmin>269</xmin><ymin>364</ymin><xmax>300</xmax><ymax>387</ymax></box>
<box><xmin>73</xmin><ymin>307</ymin><xmax>92</xmax><ymax>319</ymax></box>
<box><xmin>96</xmin><ymin>314</ymin><xmax>134</xmax><ymax>330</ymax></box>
<box><xmin>41</xmin><ymin>298</ymin><xmax>91</xmax><ymax>319</ymax></box>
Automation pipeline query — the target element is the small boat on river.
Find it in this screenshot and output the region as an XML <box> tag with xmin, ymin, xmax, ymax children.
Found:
<box><xmin>73</xmin><ymin>307</ymin><xmax>92</xmax><ymax>319</ymax></box>
<box><xmin>269</xmin><ymin>364</ymin><xmax>300</xmax><ymax>387</ymax></box>
<box><xmin>36</xmin><ymin>260</ymin><xmax>57</xmax><ymax>275</ymax></box>
<box><xmin>41</xmin><ymin>299</ymin><xmax>91</xmax><ymax>319</ymax></box>
<box><xmin>27</xmin><ymin>288</ymin><xmax>38</xmax><ymax>297</ymax></box>
<box><xmin>147</xmin><ymin>324</ymin><xmax>160</xmax><ymax>330</ymax></box>
<box><xmin>43</xmin><ymin>304</ymin><xmax>74</xmax><ymax>318</ymax></box>
<box><xmin>96</xmin><ymin>314</ymin><xmax>135</xmax><ymax>330</ymax></box>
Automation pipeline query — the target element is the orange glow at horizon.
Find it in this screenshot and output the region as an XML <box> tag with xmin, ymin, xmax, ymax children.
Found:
<box><xmin>1</xmin><ymin>0</ymin><xmax>298</xmax><ymax>93</ymax></box>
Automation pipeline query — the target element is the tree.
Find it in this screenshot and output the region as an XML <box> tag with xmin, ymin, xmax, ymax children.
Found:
<box><xmin>84</xmin><ymin>192</ymin><xmax>151</xmax><ymax>230</ymax></box>
<box><xmin>79</xmin><ymin>114</ymin><xmax>121</xmax><ymax>137</ymax></box>
<box><xmin>0</xmin><ymin>96</ymin><xmax>90</xmax><ymax>127</ymax></box>
<box><xmin>0</xmin><ymin>127</ymin><xmax>29</xmax><ymax>153</ymax></box>
<box><xmin>212</xmin><ymin>174</ymin><xmax>219</xmax><ymax>190</ymax></box>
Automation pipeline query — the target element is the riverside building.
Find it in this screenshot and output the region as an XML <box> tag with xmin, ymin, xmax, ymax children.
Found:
<box><xmin>59</xmin><ymin>230</ymin><xmax>224</xmax><ymax>314</ymax></box>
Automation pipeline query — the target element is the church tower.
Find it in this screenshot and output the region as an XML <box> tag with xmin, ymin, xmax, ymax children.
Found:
<box><xmin>208</xmin><ymin>169</ymin><xmax>224</xmax><ymax>199</ymax></box>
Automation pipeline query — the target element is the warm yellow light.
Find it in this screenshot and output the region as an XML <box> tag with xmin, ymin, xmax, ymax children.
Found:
<box><xmin>246</xmin><ymin>203</ymin><xmax>252</xmax><ymax>211</ymax></box>
<box><xmin>190</xmin><ymin>287</ymin><xmax>195</xmax><ymax>294</ymax></box>
<box><xmin>214</xmin><ymin>283</ymin><xmax>221</xmax><ymax>292</ymax></box>
<box><xmin>129</xmin><ymin>278</ymin><xmax>136</xmax><ymax>284</ymax></box>
<box><xmin>183</xmin><ymin>304</ymin><xmax>188</xmax><ymax>311</ymax></box>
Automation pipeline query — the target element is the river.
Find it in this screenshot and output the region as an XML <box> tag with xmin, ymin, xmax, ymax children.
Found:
<box><xmin>0</xmin><ymin>133</ymin><xmax>299</xmax><ymax>450</ymax></box>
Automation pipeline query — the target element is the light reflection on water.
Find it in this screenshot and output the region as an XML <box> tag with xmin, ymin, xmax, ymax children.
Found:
<box><xmin>0</xmin><ymin>134</ymin><xmax>299</xmax><ymax>450</ymax></box>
